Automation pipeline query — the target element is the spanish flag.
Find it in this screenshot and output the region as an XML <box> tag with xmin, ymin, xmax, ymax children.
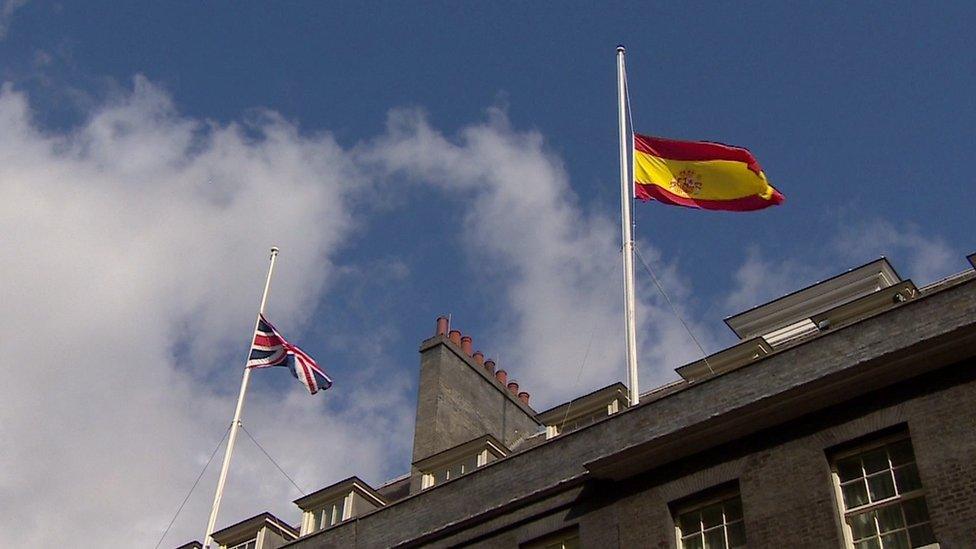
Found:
<box><xmin>633</xmin><ymin>133</ymin><xmax>785</xmax><ymax>211</ymax></box>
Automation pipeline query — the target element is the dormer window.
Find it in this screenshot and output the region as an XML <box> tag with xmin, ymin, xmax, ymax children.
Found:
<box><xmin>313</xmin><ymin>494</ymin><xmax>351</xmax><ymax>531</ymax></box>
<box><xmin>536</xmin><ymin>383</ymin><xmax>628</xmax><ymax>439</ymax></box>
<box><xmin>421</xmin><ymin>451</ymin><xmax>487</xmax><ymax>489</ymax></box>
<box><xmin>294</xmin><ymin>477</ymin><xmax>387</xmax><ymax>536</ymax></box>
<box><xmin>209</xmin><ymin>512</ymin><xmax>297</xmax><ymax>549</ymax></box>
<box><xmin>413</xmin><ymin>434</ymin><xmax>508</xmax><ymax>490</ymax></box>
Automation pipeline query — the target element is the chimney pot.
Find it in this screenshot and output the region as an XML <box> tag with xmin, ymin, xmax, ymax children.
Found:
<box><xmin>473</xmin><ymin>351</ymin><xmax>484</xmax><ymax>365</ymax></box>
<box><xmin>495</xmin><ymin>369</ymin><xmax>508</xmax><ymax>384</ymax></box>
<box><xmin>435</xmin><ymin>316</ymin><xmax>449</xmax><ymax>336</ymax></box>
<box><xmin>460</xmin><ymin>335</ymin><xmax>473</xmax><ymax>356</ymax></box>
<box><xmin>448</xmin><ymin>330</ymin><xmax>462</xmax><ymax>346</ymax></box>
<box><xmin>518</xmin><ymin>391</ymin><xmax>530</xmax><ymax>405</ymax></box>
<box><xmin>484</xmin><ymin>359</ymin><xmax>496</xmax><ymax>374</ymax></box>
<box><xmin>507</xmin><ymin>380</ymin><xmax>519</xmax><ymax>395</ymax></box>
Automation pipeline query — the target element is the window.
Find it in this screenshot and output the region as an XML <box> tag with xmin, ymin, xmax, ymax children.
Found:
<box><xmin>522</xmin><ymin>527</ymin><xmax>579</xmax><ymax>549</ymax></box>
<box><xmin>832</xmin><ymin>435</ymin><xmax>936</xmax><ymax>549</ymax></box>
<box><xmin>227</xmin><ymin>540</ymin><xmax>256</xmax><ymax>549</ymax></box>
<box><xmin>675</xmin><ymin>494</ymin><xmax>746</xmax><ymax>549</ymax></box>
<box><xmin>314</xmin><ymin>494</ymin><xmax>351</xmax><ymax>531</ymax></box>
<box><xmin>421</xmin><ymin>451</ymin><xmax>488</xmax><ymax>489</ymax></box>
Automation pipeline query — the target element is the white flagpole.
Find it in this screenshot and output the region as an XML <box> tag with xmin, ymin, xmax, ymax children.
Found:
<box><xmin>203</xmin><ymin>246</ymin><xmax>280</xmax><ymax>549</ymax></box>
<box><xmin>617</xmin><ymin>46</ymin><xmax>640</xmax><ymax>406</ymax></box>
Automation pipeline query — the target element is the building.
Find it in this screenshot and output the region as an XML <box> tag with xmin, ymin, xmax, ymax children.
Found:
<box><xmin>185</xmin><ymin>253</ymin><xmax>976</xmax><ymax>548</ymax></box>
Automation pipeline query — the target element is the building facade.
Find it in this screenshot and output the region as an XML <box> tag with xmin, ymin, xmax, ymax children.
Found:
<box><xmin>187</xmin><ymin>254</ymin><xmax>976</xmax><ymax>549</ymax></box>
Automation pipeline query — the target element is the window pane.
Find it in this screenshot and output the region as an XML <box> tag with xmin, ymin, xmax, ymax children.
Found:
<box><xmin>855</xmin><ymin>538</ymin><xmax>882</xmax><ymax>549</ymax></box>
<box><xmin>837</xmin><ymin>456</ymin><xmax>863</xmax><ymax>482</ymax></box>
<box><xmin>901</xmin><ymin>498</ymin><xmax>931</xmax><ymax>526</ymax></box>
<box><xmin>703</xmin><ymin>527</ymin><xmax>726</xmax><ymax>549</ymax></box>
<box><xmin>681</xmin><ymin>534</ymin><xmax>704</xmax><ymax>549</ymax></box>
<box><xmin>843</xmin><ymin>480</ymin><xmax>870</xmax><ymax>508</ymax></box>
<box><xmin>894</xmin><ymin>465</ymin><xmax>922</xmax><ymax>494</ymax></box>
<box><xmin>868</xmin><ymin>473</ymin><xmax>896</xmax><ymax>501</ymax></box>
<box><xmin>880</xmin><ymin>531</ymin><xmax>910</xmax><ymax>549</ymax></box>
<box><xmin>701</xmin><ymin>503</ymin><xmax>723</xmax><ymax>529</ymax></box>
<box><xmin>907</xmin><ymin>523</ymin><xmax>936</xmax><ymax>546</ymax></box>
<box><xmin>876</xmin><ymin>505</ymin><xmax>905</xmax><ymax>533</ymax></box>
<box><xmin>862</xmin><ymin>448</ymin><xmax>889</xmax><ymax>474</ymax></box>
<box><xmin>724</xmin><ymin>498</ymin><xmax>742</xmax><ymax>521</ymax></box>
<box><xmin>679</xmin><ymin>511</ymin><xmax>702</xmax><ymax>534</ymax></box>
<box><xmin>887</xmin><ymin>439</ymin><xmax>914</xmax><ymax>466</ymax></box>
<box><xmin>726</xmin><ymin>521</ymin><xmax>746</xmax><ymax>548</ymax></box>
<box><xmin>850</xmin><ymin>510</ymin><xmax>878</xmax><ymax>540</ymax></box>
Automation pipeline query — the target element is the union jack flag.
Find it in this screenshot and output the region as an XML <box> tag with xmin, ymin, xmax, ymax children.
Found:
<box><xmin>248</xmin><ymin>314</ymin><xmax>333</xmax><ymax>395</ymax></box>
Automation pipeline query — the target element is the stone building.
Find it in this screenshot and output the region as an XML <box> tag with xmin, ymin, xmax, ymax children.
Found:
<box><xmin>187</xmin><ymin>253</ymin><xmax>976</xmax><ymax>548</ymax></box>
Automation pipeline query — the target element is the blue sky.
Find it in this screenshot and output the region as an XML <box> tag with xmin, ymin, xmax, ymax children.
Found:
<box><xmin>1</xmin><ymin>2</ymin><xmax>974</xmax><ymax>546</ymax></box>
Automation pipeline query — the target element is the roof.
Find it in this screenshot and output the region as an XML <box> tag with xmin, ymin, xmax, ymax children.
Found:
<box><xmin>211</xmin><ymin>512</ymin><xmax>297</xmax><ymax>545</ymax></box>
<box><xmin>724</xmin><ymin>257</ymin><xmax>901</xmax><ymax>339</ymax></box>
<box><xmin>293</xmin><ymin>476</ymin><xmax>387</xmax><ymax>510</ymax></box>
<box><xmin>284</xmin><ymin>267</ymin><xmax>976</xmax><ymax>547</ymax></box>
<box><xmin>412</xmin><ymin>433</ymin><xmax>507</xmax><ymax>470</ymax></box>
<box><xmin>535</xmin><ymin>382</ymin><xmax>628</xmax><ymax>425</ymax></box>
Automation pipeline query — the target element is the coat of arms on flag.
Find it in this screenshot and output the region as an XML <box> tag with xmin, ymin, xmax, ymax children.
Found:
<box><xmin>248</xmin><ymin>314</ymin><xmax>332</xmax><ymax>395</ymax></box>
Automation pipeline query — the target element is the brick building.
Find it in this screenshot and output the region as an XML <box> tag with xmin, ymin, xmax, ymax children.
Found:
<box><xmin>187</xmin><ymin>253</ymin><xmax>976</xmax><ymax>549</ymax></box>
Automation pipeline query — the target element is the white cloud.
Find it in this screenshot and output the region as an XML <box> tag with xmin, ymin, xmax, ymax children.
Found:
<box><xmin>0</xmin><ymin>0</ymin><xmax>26</xmax><ymax>40</ymax></box>
<box><xmin>723</xmin><ymin>246</ymin><xmax>824</xmax><ymax>315</ymax></box>
<box><xmin>0</xmin><ymin>77</ymin><xmax>413</xmax><ymax>547</ymax></box>
<box><xmin>833</xmin><ymin>218</ymin><xmax>960</xmax><ymax>284</ymax></box>
<box><xmin>364</xmin><ymin>109</ymin><xmax>712</xmax><ymax>407</ymax></box>
<box><xmin>721</xmin><ymin>218</ymin><xmax>962</xmax><ymax>330</ymax></box>
<box><xmin>0</xmin><ymin>81</ymin><xmax>723</xmax><ymax>547</ymax></box>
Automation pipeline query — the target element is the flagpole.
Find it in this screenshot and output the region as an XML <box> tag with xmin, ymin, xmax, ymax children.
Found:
<box><xmin>617</xmin><ymin>46</ymin><xmax>640</xmax><ymax>406</ymax></box>
<box><xmin>203</xmin><ymin>246</ymin><xmax>280</xmax><ymax>549</ymax></box>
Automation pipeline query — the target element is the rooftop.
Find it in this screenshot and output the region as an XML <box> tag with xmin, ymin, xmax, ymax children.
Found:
<box><xmin>186</xmin><ymin>252</ymin><xmax>976</xmax><ymax>548</ymax></box>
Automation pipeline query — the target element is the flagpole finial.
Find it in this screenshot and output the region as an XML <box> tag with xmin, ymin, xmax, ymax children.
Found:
<box><xmin>270</xmin><ymin>246</ymin><xmax>279</xmax><ymax>257</ymax></box>
<box><xmin>617</xmin><ymin>44</ymin><xmax>626</xmax><ymax>53</ymax></box>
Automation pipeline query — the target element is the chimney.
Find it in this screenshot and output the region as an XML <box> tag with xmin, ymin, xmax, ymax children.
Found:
<box><xmin>518</xmin><ymin>391</ymin><xmax>530</xmax><ymax>406</ymax></box>
<box><xmin>412</xmin><ymin>331</ymin><xmax>542</xmax><ymax>496</ymax></box>
<box><xmin>435</xmin><ymin>316</ymin><xmax>449</xmax><ymax>336</ymax></box>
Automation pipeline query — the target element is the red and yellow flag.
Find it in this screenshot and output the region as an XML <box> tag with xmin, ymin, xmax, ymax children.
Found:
<box><xmin>633</xmin><ymin>133</ymin><xmax>784</xmax><ymax>211</ymax></box>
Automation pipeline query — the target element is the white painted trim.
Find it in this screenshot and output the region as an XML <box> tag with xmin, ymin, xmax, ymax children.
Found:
<box><xmin>341</xmin><ymin>491</ymin><xmax>353</xmax><ymax>521</ymax></box>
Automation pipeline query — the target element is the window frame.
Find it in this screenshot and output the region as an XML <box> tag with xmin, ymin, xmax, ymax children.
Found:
<box><xmin>671</xmin><ymin>488</ymin><xmax>746</xmax><ymax>549</ymax></box>
<box><xmin>828</xmin><ymin>431</ymin><xmax>937</xmax><ymax>549</ymax></box>
<box><xmin>300</xmin><ymin>492</ymin><xmax>353</xmax><ymax>534</ymax></box>
<box><xmin>520</xmin><ymin>525</ymin><xmax>580</xmax><ymax>549</ymax></box>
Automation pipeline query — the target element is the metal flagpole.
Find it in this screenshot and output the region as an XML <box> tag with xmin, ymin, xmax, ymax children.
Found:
<box><xmin>617</xmin><ymin>46</ymin><xmax>640</xmax><ymax>406</ymax></box>
<box><xmin>203</xmin><ymin>246</ymin><xmax>280</xmax><ymax>549</ymax></box>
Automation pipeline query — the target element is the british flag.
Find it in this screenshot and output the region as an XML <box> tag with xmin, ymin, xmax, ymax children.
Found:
<box><xmin>247</xmin><ymin>314</ymin><xmax>333</xmax><ymax>395</ymax></box>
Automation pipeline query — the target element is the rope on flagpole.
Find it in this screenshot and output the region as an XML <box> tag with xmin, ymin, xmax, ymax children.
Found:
<box><xmin>633</xmin><ymin>245</ymin><xmax>714</xmax><ymax>374</ymax></box>
<box><xmin>240</xmin><ymin>424</ymin><xmax>307</xmax><ymax>496</ymax></box>
<box><xmin>557</xmin><ymin>260</ymin><xmax>619</xmax><ymax>434</ymax></box>
<box><xmin>153</xmin><ymin>425</ymin><xmax>232</xmax><ymax>549</ymax></box>
<box><xmin>624</xmin><ymin>56</ymin><xmax>637</xmax><ymax>240</ymax></box>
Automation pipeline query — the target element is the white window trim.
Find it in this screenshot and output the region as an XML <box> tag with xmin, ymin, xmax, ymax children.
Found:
<box><xmin>225</xmin><ymin>538</ymin><xmax>257</xmax><ymax>549</ymax></box>
<box><xmin>672</xmin><ymin>490</ymin><xmax>745</xmax><ymax>549</ymax></box>
<box><xmin>300</xmin><ymin>492</ymin><xmax>355</xmax><ymax>535</ymax></box>
<box><xmin>829</xmin><ymin>432</ymin><xmax>936</xmax><ymax>549</ymax></box>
